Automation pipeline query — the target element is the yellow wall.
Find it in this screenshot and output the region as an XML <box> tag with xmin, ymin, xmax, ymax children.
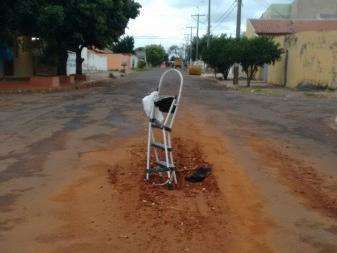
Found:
<box><xmin>246</xmin><ymin>21</ymin><xmax>257</xmax><ymax>38</ymax></box>
<box><xmin>267</xmin><ymin>36</ymin><xmax>286</xmax><ymax>86</ymax></box>
<box><xmin>267</xmin><ymin>31</ymin><xmax>337</xmax><ymax>89</ymax></box>
<box><xmin>285</xmin><ymin>31</ymin><xmax>337</xmax><ymax>89</ymax></box>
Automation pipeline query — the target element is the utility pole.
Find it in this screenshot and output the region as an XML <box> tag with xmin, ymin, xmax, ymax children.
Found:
<box><xmin>184</xmin><ymin>34</ymin><xmax>190</xmax><ymax>64</ymax></box>
<box><xmin>186</xmin><ymin>26</ymin><xmax>194</xmax><ymax>65</ymax></box>
<box><xmin>191</xmin><ymin>13</ymin><xmax>205</xmax><ymax>60</ymax></box>
<box><xmin>207</xmin><ymin>0</ymin><xmax>211</xmax><ymax>48</ymax></box>
<box><xmin>233</xmin><ymin>0</ymin><xmax>242</xmax><ymax>85</ymax></box>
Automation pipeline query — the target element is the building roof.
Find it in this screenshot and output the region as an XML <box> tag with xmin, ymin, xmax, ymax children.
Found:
<box><xmin>249</xmin><ymin>19</ymin><xmax>337</xmax><ymax>35</ymax></box>
<box><xmin>261</xmin><ymin>4</ymin><xmax>292</xmax><ymax>19</ymax></box>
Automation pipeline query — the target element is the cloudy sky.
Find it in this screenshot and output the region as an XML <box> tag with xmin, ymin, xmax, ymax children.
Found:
<box><xmin>126</xmin><ymin>0</ymin><xmax>293</xmax><ymax>49</ymax></box>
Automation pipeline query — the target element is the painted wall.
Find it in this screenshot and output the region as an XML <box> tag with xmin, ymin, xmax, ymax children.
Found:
<box><xmin>107</xmin><ymin>53</ymin><xmax>132</xmax><ymax>71</ymax></box>
<box><xmin>82</xmin><ymin>47</ymin><xmax>108</xmax><ymax>73</ymax></box>
<box><xmin>131</xmin><ymin>55</ymin><xmax>139</xmax><ymax>69</ymax></box>
<box><xmin>268</xmin><ymin>31</ymin><xmax>337</xmax><ymax>89</ymax></box>
<box><xmin>13</xmin><ymin>37</ymin><xmax>34</xmax><ymax>77</ymax></box>
<box><xmin>291</xmin><ymin>0</ymin><xmax>337</xmax><ymax>19</ymax></box>
<box><xmin>66</xmin><ymin>51</ymin><xmax>76</xmax><ymax>75</ymax></box>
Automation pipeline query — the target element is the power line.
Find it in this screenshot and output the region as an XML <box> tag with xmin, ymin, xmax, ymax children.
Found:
<box><xmin>212</xmin><ymin>1</ymin><xmax>237</xmax><ymax>32</ymax></box>
<box><xmin>213</xmin><ymin>0</ymin><xmax>237</xmax><ymax>25</ymax></box>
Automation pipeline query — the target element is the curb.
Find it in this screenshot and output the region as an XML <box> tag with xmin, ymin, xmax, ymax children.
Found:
<box><xmin>0</xmin><ymin>78</ymin><xmax>113</xmax><ymax>95</ymax></box>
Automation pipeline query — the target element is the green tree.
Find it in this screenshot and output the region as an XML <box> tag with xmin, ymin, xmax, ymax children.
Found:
<box><xmin>0</xmin><ymin>0</ymin><xmax>42</xmax><ymax>46</ymax></box>
<box><xmin>240</xmin><ymin>36</ymin><xmax>283</xmax><ymax>86</ymax></box>
<box><xmin>145</xmin><ymin>45</ymin><xmax>166</xmax><ymax>67</ymax></box>
<box><xmin>187</xmin><ymin>36</ymin><xmax>208</xmax><ymax>61</ymax></box>
<box><xmin>168</xmin><ymin>45</ymin><xmax>183</xmax><ymax>58</ymax></box>
<box><xmin>201</xmin><ymin>35</ymin><xmax>239</xmax><ymax>79</ymax></box>
<box><xmin>111</xmin><ymin>35</ymin><xmax>135</xmax><ymax>54</ymax></box>
<box><xmin>1</xmin><ymin>0</ymin><xmax>141</xmax><ymax>75</ymax></box>
<box><xmin>44</xmin><ymin>0</ymin><xmax>141</xmax><ymax>75</ymax></box>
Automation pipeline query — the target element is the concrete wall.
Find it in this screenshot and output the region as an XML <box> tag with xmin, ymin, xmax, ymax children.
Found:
<box><xmin>82</xmin><ymin>47</ymin><xmax>108</xmax><ymax>73</ymax></box>
<box><xmin>66</xmin><ymin>51</ymin><xmax>76</xmax><ymax>75</ymax></box>
<box><xmin>246</xmin><ymin>21</ymin><xmax>257</xmax><ymax>38</ymax></box>
<box><xmin>291</xmin><ymin>0</ymin><xmax>337</xmax><ymax>19</ymax></box>
<box><xmin>107</xmin><ymin>53</ymin><xmax>132</xmax><ymax>71</ymax></box>
<box><xmin>131</xmin><ymin>55</ymin><xmax>139</xmax><ymax>69</ymax></box>
<box><xmin>268</xmin><ymin>31</ymin><xmax>337</xmax><ymax>89</ymax></box>
<box><xmin>13</xmin><ymin>37</ymin><xmax>34</xmax><ymax>77</ymax></box>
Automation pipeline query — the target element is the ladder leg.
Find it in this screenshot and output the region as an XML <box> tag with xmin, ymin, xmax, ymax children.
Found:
<box><xmin>167</xmin><ymin>132</ymin><xmax>177</xmax><ymax>184</ymax></box>
<box><xmin>162</xmin><ymin>129</ymin><xmax>172</xmax><ymax>183</ymax></box>
<box><xmin>146</xmin><ymin>121</ymin><xmax>152</xmax><ymax>181</ymax></box>
<box><xmin>151</xmin><ymin>130</ymin><xmax>159</xmax><ymax>162</ymax></box>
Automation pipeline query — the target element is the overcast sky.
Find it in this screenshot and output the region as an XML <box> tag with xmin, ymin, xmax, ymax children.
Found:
<box><xmin>126</xmin><ymin>0</ymin><xmax>293</xmax><ymax>49</ymax></box>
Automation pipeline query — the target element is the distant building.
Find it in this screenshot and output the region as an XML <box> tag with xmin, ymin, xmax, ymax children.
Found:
<box><xmin>246</xmin><ymin>19</ymin><xmax>337</xmax><ymax>89</ymax></box>
<box><xmin>261</xmin><ymin>4</ymin><xmax>292</xmax><ymax>19</ymax></box>
<box><xmin>261</xmin><ymin>0</ymin><xmax>337</xmax><ymax>20</ymax></box>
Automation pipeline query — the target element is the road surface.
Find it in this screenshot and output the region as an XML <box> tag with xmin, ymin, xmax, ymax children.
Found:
<box><xmin>0</xmin><ymin>69</ymin><xmax>336</xmax><ymax>252</ymax></box>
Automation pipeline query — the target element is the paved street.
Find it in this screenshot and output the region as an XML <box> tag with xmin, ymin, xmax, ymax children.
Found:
<box><xmin>0</xmin><ymin>69</ymin><xmax>337</xmax><ymax>252</ymax></box>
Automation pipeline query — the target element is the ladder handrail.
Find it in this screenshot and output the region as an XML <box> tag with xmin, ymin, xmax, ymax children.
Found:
<box><xmin>158</xmin><ymin>68</ymin><xmax>184</xmax><ymax>105</ymax></box>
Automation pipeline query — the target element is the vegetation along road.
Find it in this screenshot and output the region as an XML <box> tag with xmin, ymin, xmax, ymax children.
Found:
<box><xmin>0</xmin><ymin>69</ymin><xmax>337</xmax><ymax>252</ymax></box>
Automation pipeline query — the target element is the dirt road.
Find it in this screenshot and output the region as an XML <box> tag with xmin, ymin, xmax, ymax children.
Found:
<box><xmin>0</xmin><ymin>69</ymin><xmax>336</xmax><ymax>252</ymax></box>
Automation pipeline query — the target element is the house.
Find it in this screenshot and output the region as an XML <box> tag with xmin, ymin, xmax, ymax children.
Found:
<box><xmin>247</xmin><ymin>19</ymin><xmax>337</xmax><ymax>89</ymax></box>
<box><xmin>106</xmin><ymin>50</ymin><xmax>133</xmax><ymax>71</ymax></box>
<box><xmin>261</xmin><ymin>0</ymin><xmax>337</xmax><ymax>20</ymax></box>
<box><xmin>81</xmin><ymin>47</ymin><xmax>108</xmax><ymax>73</ymax></box>
<box><xmin>261</xmin><ymin>4</ymin><xmax>292</xmax><ymax>19</ymax></box>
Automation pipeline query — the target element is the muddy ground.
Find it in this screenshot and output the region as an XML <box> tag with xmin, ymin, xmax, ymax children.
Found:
<box><xmin>0</xmin><ymin>69</ymin><xmax>336</xmax><ymax>252</ymax></box>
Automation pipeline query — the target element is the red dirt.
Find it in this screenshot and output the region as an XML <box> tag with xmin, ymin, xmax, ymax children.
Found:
<box><xmin>249</xmin><ymin>136</ymin><xmax>337</xmax><ymax>219</ymax></box>
<box><xmin>42</xmin><ymin>114</ymin><xmax>275</xmax><ymax>253</ymax></box>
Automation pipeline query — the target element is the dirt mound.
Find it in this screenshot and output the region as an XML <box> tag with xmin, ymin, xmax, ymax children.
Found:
<box><xmin>107</xmin><ymin>137</ymin><xmax>227</xmax><ymax>252</ymax></box>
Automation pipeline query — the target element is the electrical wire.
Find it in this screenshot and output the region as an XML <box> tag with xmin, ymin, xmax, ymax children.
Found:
<box><xmin>213</xmin><ymin>0</ymin><xmax>237</xmax><ymax>24</ymax></box>
<box><xmin>212</xmin><ymin>1</ymin><xmax>237</xmax><ymax>32</ymax></box>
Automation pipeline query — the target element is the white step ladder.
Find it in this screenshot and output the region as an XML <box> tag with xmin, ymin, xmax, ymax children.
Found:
<box><xmin>145</xmin><ymin>69</ymin><xmax>184</xmax><ymax>188</ymax></box>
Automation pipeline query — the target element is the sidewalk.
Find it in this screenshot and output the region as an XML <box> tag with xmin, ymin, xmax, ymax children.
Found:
<box><xmin>0</xmin><ymin>71</ymin><xmax>124</xmax><ymax>94</ymax></box>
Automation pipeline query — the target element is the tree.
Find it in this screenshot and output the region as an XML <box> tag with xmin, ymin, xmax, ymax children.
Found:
<box><xmin>111</xmin><ymin>35</ymin><xmax>134</xmax><ymax>54</ymax></box>
<box><xmin>57</xmin><ymin>0</ymin><xmax>140</xmax><ymax>75</ymax></box>
<box><xmin>240</xmin><ymin>36</ymin><xmax>283</xmax><ymax>86</ymax></box>
<box><xmin>0</xmin><ymin>0</ymin><xmax>42</xmax><ymax>47</ymax></box>
<box><xmin>34</xmin><ymin>0</ymin><xmax>141</xmax><ymax>75</ymax></box>
<box><xmin>145</xmin><ymin>45</ymin><xmax>166</xmax><ymax>67</ymax></box>
<box><xmin>187</xmin><ymin>36</ymin><xmax>208</xmax><ymax>62</ymax></box>
<box><xmin>201</xmin><ymin>35</ymin><xmax>239</xmax><ymax>79</ymax></box>
<box><xmin>168</xmin><ymin>45</ymin><xmax>183</xmax><ymax>58</ymax></box>
<box><xmin>170</xmin><ymin>55</ymin><xmax>176</xmax><ymax>62</ymax></box>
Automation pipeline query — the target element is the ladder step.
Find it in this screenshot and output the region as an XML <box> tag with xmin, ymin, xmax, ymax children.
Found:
<box><xmin>151</xmin><ymin>142</ymin><xmax>173</xmax><ymax>151</ymax></box>
<box><xmin>147</xmin><ymin>166</ymin><xmax>171</xmax><ymax>174</ymax></box>
<box><xmin>156</xmin><ymin>160</ymin><xmax>175</xmax><ymax>169</ymax></box>
<box><xmin>151</xmin><ymin>119</ymin><xmax>172</xmax><ymax>132</ymax></box>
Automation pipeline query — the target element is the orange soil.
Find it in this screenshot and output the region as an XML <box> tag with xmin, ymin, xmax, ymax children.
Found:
<box><xmin>249</xmin><ymin>136</ymin><xmax>337</xmax><ymax>219</ymax></box>
<box><xmin>45</xmin><ymin>113</ymin><xmax>276</xmax><ymax>253</ymax></box>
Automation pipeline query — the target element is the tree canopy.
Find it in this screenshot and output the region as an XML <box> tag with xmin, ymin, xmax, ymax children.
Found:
<box><xmin>1</xmin><ymin>0</ymin><xmax>141</xmax><ymax>75</ymax></box>
<box><xmin>239</xmin><ymin>36</ymin><xmax>283</xmax><ymax>86</ymax></box>
<box><xmin>111</xmin><ymin>36</ymin><xmax>135</xmax><ymax>54</ymax></box>
<box><xmin>201</xmin><ymin>35</ymin><xmax>240</xmax><ymax>79</ymax></box>
<box><xmin>168</xmin><ymin>45</ymin><xmax>183</xmax><ymax>59</ymax></box>
<box><xmin>187</xmin><ymin>36</ymin><xmax>208</xmax><ymax>62</ymax></box>
<box><xmin>200</xmin><ymin>35</ymin><xmax>282</xmax><ymax>85</ymax></box>
<box><xmin>145</xmin><ymin>45</ymin><xmax>166</xmax><ymax>67</ymax></box>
